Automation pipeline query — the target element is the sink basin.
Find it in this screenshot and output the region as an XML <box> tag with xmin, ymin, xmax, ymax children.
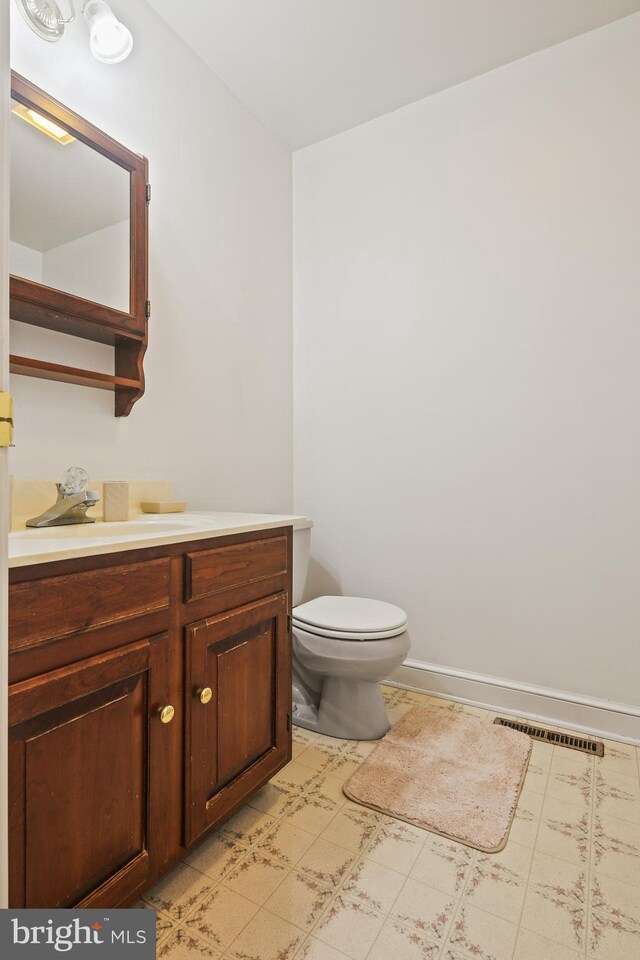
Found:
<box><xmin>9</xmin><ymin>514</ymin><xmax>217</xmax><ymax>544</ymax></box>
<box><xmin>8</xmin><ymin>514</ymin><xmax>217</xmax><ymax>561</ymax></box>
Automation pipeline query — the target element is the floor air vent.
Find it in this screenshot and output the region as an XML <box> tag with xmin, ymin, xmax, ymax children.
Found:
<box><xmin>493</xmin><ymin>717</ymin><xmax>604</xmax><ymax>757</ymax></box>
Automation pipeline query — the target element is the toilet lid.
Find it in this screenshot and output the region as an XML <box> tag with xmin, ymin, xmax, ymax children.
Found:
<box><xmin>293</xmin><ymin>596</ymin><xmax>407</xmax><ymax>641</ymax></box>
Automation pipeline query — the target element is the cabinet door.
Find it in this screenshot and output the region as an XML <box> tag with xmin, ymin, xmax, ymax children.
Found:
<box><xmin>9</xmin><ymin>634</ymin><xmax>173</xmax><ymax>908</ymax></box>
<box><xmin>185</xmin><ymin>594</ymin><xmax>291</xmax><ymax>845</ymax></box>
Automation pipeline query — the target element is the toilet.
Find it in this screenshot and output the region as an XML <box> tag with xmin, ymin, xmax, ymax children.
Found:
<box><xmin>292</xmin><ymin>520</ymin><xmax>410</xmax><ymax>740</ymax></box>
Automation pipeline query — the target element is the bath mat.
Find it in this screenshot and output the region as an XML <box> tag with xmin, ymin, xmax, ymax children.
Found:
<box><xmin>343</xmin><ymin>706</ymin><xmax>531</xmax><ymax>852</ymax></box>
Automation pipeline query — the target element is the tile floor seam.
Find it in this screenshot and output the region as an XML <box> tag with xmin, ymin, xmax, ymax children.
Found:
<box><xmin>259</xmin><ymin>816</ymin><xmax>319</xmax><ymax>846</ymax></box>
<box><xmin>361</xmin><ymin>926</ymin><xmax>389</xmax><ymax>960</ymax></box>
<box><xmin>246</xmin><ymin>791</ymin><xmax>287</xmax><ymax>821</ymax></box>
<box><xmin>220</xmin><ymin>894</ymin><xmax>312</xmax><ymax>958</ymax></box>
<box><xmin>294</xmin><ymin>828</ymin><xmax>361</xmax><ymax>890</ymax></box>
<box><xmin>585</xmin><ymin>754</ymin><xmax>596</xmax><ymax>960</ymax></box>
<box><xmin>289</xmin><ymin>887</ymin><xmax>341</xmax><ymax>941</ymax></box>
<box><xmin>144</xmin><ymin>870</ymin><xmax>221</xmax><ymax>926</ymax></box>
<box><xmin>226</xmin><ymin>848</ymin><xmax>293</xmax><ymax>899</ymax></box>
<box><xmin>170</xmin><ymin>918</ymin><xmax>225</xmax><ymax>955</ymax></box>
<box><xmin>154</xmin><ymin>918</ymin><xmax>176</xmax><ymax>941</ymax></box>
<box><xmin>288</xmin><ymin>862</ymin><xmax>336</xmax><ymax>894</ymax></box>
<box><xmin>587</xmin><ymin>755</ymin><xmax>608</xmax><ymax>960</ymax></box>
<box><xmin>253</xmin><ymin>843</ymin><xmax>328</xmax><ymax>879</ymax></box>
<box><xmin>511</xmin><ymin>740</ymin><xmax>553</xmax><ymax>956</ymax></box>
<box><xmin>591</xmin><ymin>855</ymin><xmax>640</xmax><ymax>889</ymax></box>
<box><xmin>520</xmin><ymin>850</ymin><xmax>595</xmax><ymax>957</ymax></box>
<box><xmin>140</xmin><ymin>898</ymin><xmax>176</xmax><ymax>924</ymax></box>
<box><xmin>300</xmin><ymin>887</ymin><xmax>376</xmax><ymax>958</ymax></box>
<box><xmin>316</xmin><ymin>808</ymin><xmax>389</xmax><ymax>859</ymax></box>
<box><xmin>182</xmin><ymin>879</ymin><xmax>226</xmax><ymax>924</ymax></box>
<box><xmin>349</xmin><ymin>843</ymin><xmax>408</xmax><ymax>886</ymax></box>
<box><xmin>333</xmin><ymin>839</ymin><xmax>402</xmax><ymax>904</ymax></box>
<box><xmin>193</xmin><ymin>888</ymin><xmax>259</xmax><ymax>957</ymax></box>
<box><xmin>293</xmin><ymin>823</ymin><xmax>395</xmax><ymax>950</ymax></box>
<box><xmin>431</xmin><ymin>847</ymin><xmax>481</xmax><ymax>960</ymax></box>
<box><xmin>300</xmin><ymin>772</ymin><xmax>344</xmax><ymax>807</ymax></box>
<box><xmin>298</xmin><ymin>852</ymin><xmax>358</xmax><ymax>924</ymax></box>
<box><xmin>541</xmin><ymin>775</ymin><xmax>595</xmax><ymax>808</ymax></box>
<box><xmin>589</xmin><ymin>804</ymin><xmax>640</xmax><ymax>887</ymax></box>
<box><xmin>368</xmin><ymin>885</ymin><xmax>427</xmax><ymax>958</ymax></box>
<box><xmin>458</xmin><ymin>840</ymin><xmax>537</xmax><ymax>930</ymax></box>
<box><xmin>220</xmin><ymin>831</ymin><xmax>277</xmax><ymax>854</ymax></box>
<box><xmin>260</xmin><ymin>781</ymin><xmax>319</xmax><ymax>822</ymax></box>
<box><xmin>518</xmin><ymin>751</ymin><xmax>592</xmax><ymax>956</ymax></box>
<box><xmin>291</xmin><ymin>933</ymin><xmax>353</xmax><ymax>960</ymax></box>
<box><xmin>409</xmin><ymin>843</ymin><xmax>472</xmax><ymax>903</ymax></box>
<box><xmin>363</xmin><ymin>905</ymin><xmax>444</xmax><ymax>960</ymax></box>
<box><xmin>340</xmin><ymin>809</ymin><xmax>403</xmax><ymax>868</ymax></box>
<box><xmin>186</xmin><ymin>843</ymin><xmax>254</xmax><ymax>890</ymax></box>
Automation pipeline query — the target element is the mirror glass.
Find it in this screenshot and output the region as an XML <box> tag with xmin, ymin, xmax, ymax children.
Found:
<box><xmin>9</xmin><ymin>99</ymin><xmax>131</xmax><ymax>313</ymax></box>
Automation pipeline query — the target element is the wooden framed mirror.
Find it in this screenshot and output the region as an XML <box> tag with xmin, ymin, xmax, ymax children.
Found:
<box><xmin>9</xmin><ymin>72</ymin><xmax>149</xmax><ymax>416</ymax></box>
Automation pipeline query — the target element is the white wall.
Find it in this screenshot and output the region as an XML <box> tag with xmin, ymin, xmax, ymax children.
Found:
<box><xmin>42</xmin><ymin>220</ymin><xmax>129</xmax><ymax>313</ymax></box>
<box><xmin>9</xmin><ymin>240</ymin><xmax>42</xmax><ymax>283</ymax></box>
<box><xmin>294</xmin><ymin>16</ymin><xmax>640</xmax><ymax>717</ymax></box>
<box><xmin>10</xmin><ymin>0</ymin><xmax>293</xmax><ymax>513</ymax></box>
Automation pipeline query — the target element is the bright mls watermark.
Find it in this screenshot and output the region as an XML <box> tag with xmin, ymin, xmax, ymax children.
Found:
<box><xmin>0</xmin><ymin>910</ymin><xmax>156</xmax><ymax>959</ymax></box>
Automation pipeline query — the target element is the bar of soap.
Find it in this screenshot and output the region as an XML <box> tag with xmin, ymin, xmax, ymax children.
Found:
<box><xmin>141</xmin><ymin>500</ymin><xmax>186</xmax><ymax>514</ymax></box>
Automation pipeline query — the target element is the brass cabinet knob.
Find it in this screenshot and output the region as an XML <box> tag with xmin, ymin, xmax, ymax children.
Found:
<box><xmin>159</xmin><ymin>705</ymin><xmax>175</xmax><ymax>724</ymax></box>
<box><xmin>198</xmin><ymin>687</ymin><xmax>213</xmax><ymax>705</ymax></box>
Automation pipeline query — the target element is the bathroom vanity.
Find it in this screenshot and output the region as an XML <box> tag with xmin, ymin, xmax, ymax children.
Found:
<box><xmin>7</xmin><ymin>514</ymin><xmax>300</xmax><ymax>908</ymax></box>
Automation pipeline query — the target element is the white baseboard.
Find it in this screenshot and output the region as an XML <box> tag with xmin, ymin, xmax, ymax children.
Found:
<box><xmin>389</xmin><ymin>659</ymin><xmax>640</xmax><ymax>745</ymax></box>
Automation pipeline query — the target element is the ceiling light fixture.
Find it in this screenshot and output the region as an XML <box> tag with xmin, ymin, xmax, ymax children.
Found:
<box><xmin>83</xmin><ymin>0</ymin><xmax>133</xmax><ymax>63</ymax></box>
<box><xmin>14</xmin><ymin>0</ymin><xmax>133</xmax><ymax>64</ymax></box>
<box><xmin>12</xmin><ymin>102</ymin><xmax>77</xmax><ymax>144</ymax></box>
<box><xmin>14</xmin><ymin>0</ymin><xmax>74</xmax><ymax>42</ymax></box>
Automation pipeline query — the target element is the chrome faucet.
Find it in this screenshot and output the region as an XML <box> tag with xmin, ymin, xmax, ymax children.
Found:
<box><xmin>26</xmin><ymin>468</ymin><xmax>100</xmax><ymax>528</ymax></box>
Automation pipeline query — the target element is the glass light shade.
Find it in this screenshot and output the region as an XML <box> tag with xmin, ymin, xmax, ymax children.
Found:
<box><xmin>83</xmin><ymin>0</ymin><xmax>133</xmax><ymax>64</ymax></box>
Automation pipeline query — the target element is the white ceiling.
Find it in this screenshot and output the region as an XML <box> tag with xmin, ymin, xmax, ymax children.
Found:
<box><xmin>146</xmin><ymin>0</ymin><xmax>640</xmax><ymax>148</ymax></box>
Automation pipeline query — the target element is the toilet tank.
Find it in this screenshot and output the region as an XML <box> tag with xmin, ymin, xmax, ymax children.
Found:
<box><xmin>292</xmin><ymin>518</ymin><xmax>313</xmax><ymax>607</ymax></box>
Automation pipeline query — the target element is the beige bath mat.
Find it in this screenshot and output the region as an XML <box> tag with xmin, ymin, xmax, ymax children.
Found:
<box><xmin>343</xmin><ymin>706</ymin><xmax>531</xmax><ymax>852</ymax></box>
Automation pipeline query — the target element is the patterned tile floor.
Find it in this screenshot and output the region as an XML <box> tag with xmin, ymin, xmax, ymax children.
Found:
<box><xmin>140</xmin><ymin>686</ymin><xmax>640</xmax><ymax>960</ymax></box>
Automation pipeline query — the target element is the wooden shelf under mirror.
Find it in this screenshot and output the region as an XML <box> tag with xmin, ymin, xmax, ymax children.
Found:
<box><xmin>9</xmin><ymin>352</ymin><xmax>146</xmax><ymax>417</ymax></box>
<box><xmin>9</xmin><ymin>72</ymin><xmax>150</xmax><ymax>417</ymax></box>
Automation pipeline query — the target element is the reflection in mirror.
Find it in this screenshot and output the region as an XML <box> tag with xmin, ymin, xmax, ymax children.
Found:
<box><xmin>9</xmin><ymin>98</ymin><xmax>131</xmax><ymax>313</ymax></box>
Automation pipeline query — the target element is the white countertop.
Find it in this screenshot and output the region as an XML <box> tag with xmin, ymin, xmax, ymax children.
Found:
<box><xmin>9</xmin><ymin>512</ymin><xmax>308</xmax><ymax>568</ymax></box>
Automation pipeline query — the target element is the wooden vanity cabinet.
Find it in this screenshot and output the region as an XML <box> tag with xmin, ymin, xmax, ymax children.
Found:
<box><xmin>8</xmin><ymin>527</ymin><xmax>293</xmax><ymax>909</ymax></box>
<box><xmin>185</xmin><ymin>593</ymin><xmax>290</xmax><ymax>845</ymax></box>
<box><xmin>9</xmin><ymin>633</ymin><xmax>170</xmax><ymax>909</ymax></box>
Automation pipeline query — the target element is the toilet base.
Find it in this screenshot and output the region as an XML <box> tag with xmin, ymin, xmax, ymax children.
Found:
<box><xmin>292</xmin><ymin>678</ymin><xmax>391</xmax><ymax>741</ymax></box>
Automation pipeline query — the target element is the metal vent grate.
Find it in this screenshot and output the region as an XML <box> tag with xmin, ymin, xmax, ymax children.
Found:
<box><xmin>494</xmin><ymin>717</ymin><xmax>604</xmax><ymax>757</ymax></box>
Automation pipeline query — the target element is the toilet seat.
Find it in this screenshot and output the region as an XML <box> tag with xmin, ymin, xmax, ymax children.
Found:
<box><xmin>293</xmin><ymin>596</ymin><xmax>408</xmax><ymax>641</ymax></box>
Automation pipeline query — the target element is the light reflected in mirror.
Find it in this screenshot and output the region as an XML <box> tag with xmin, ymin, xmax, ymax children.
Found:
<box><xmin>9</xmin><ymin>99</ymin><xmax>131</xmax><ymax>313</ymax></box>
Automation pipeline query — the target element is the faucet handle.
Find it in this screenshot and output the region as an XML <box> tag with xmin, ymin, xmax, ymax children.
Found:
<box><xmin>60</xmin><ymin>466</ymin><xmax>90</xmax><ymax>496</ymax></box>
